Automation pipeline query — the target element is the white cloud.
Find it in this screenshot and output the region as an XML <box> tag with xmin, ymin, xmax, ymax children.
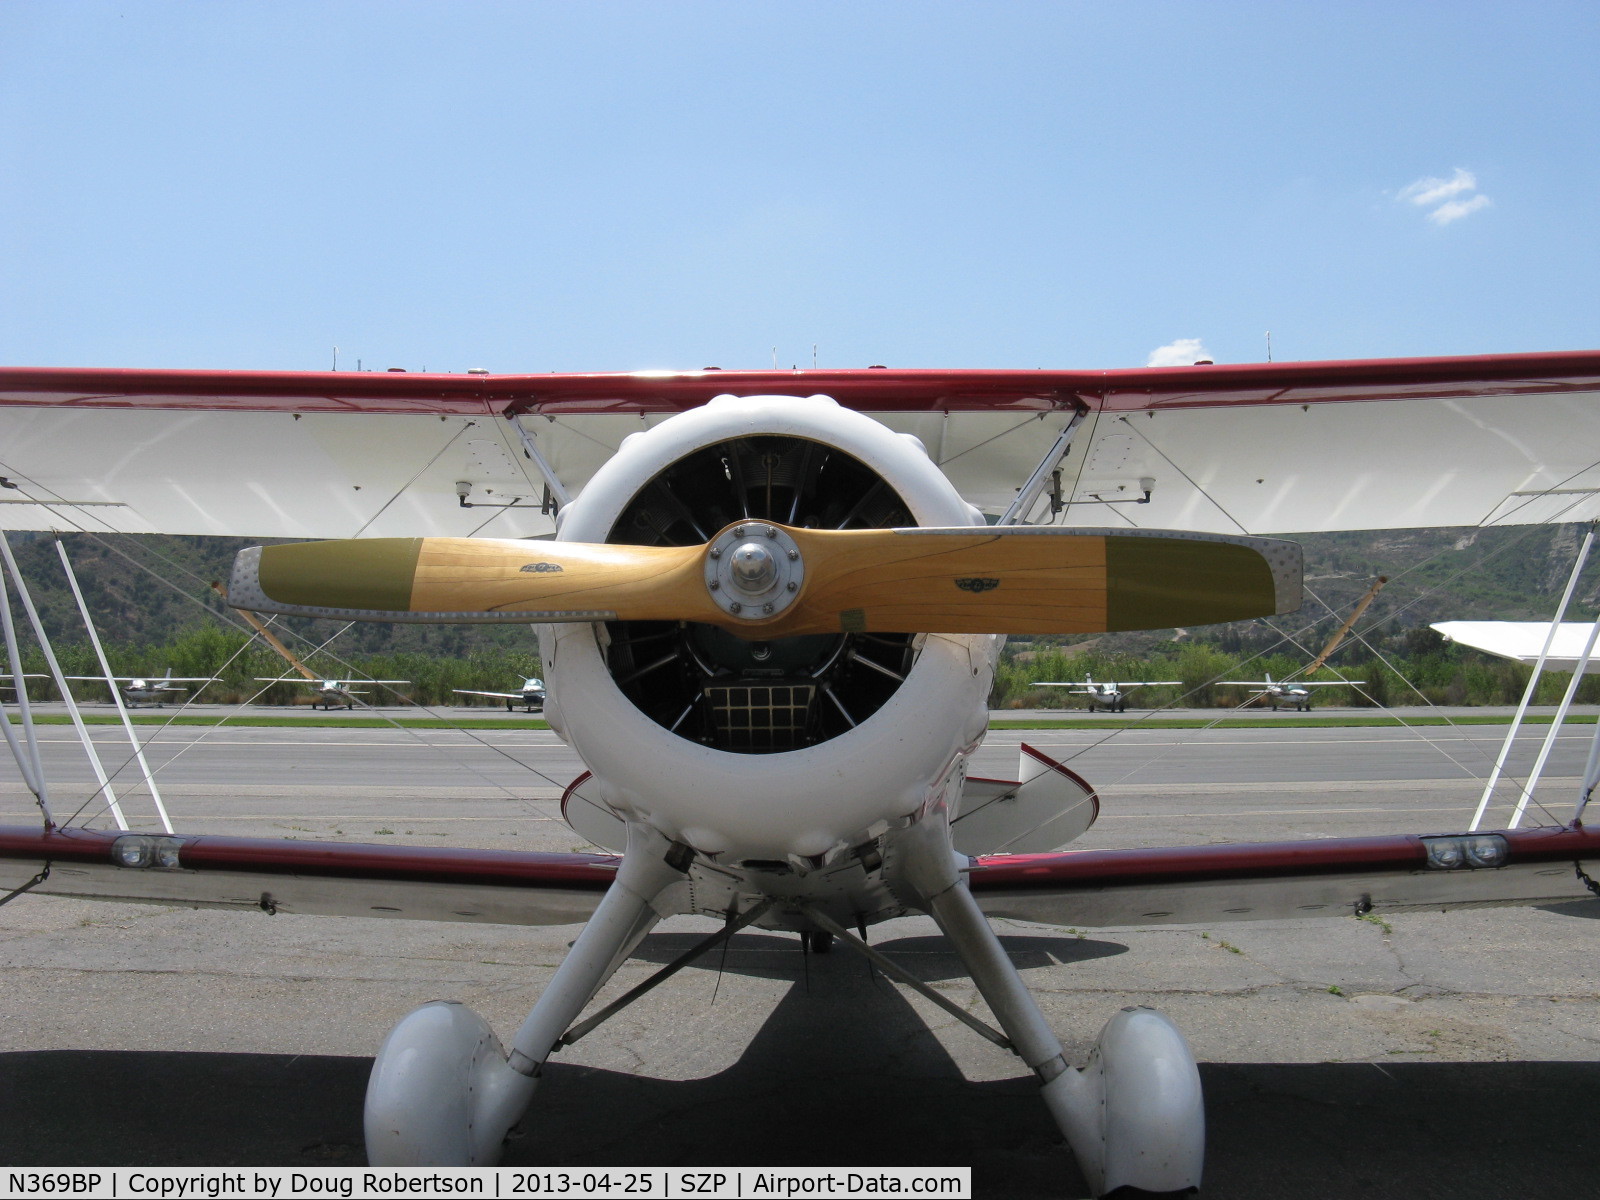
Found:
<box><xmin>1399</xmin><ymin>168</ymin><xmax>1477</xmax><ymax>208</ymax></box>
<box><xmin>1146</xmin><ymin>338</ymin><xmax>1211</xmax><ymax>367</ymax></box>
<box><xmin>1428</xmin><ymin>193</ymin><xmax>1493</xmax><ymax>225</ymax></box>
<box><xmin>1397</xmin><ymin>168</ymin><xmax>1491</xmax><ymax>225</ymax></box>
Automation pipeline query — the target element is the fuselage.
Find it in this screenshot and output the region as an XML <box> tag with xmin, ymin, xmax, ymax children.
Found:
<box><xmin>121</xmin><ymin>679</ymin><xmax>178</xmax><ymax>706</ymax></box>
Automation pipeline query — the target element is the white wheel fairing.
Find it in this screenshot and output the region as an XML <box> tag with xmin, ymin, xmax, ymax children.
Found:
<box><xmin>541</xmin><ymin>394</ymin><xmax>996</xmax><ymax>862</ymax></box>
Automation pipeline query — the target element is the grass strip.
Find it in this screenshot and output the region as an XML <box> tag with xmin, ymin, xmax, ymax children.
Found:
<box><xmin>990</xmin><ymin>714</ymin><xmax>1599</xmax><ymax>730</ymax></box>
<box><xmin>16</xmin><ymin>712</ymin><xmax>1595</xmax><ymax>731</ymax></box>
<box><xmin>22</xmin><ymin>713</ymin><xmax>553</xmax><ymax>730</ymax></box>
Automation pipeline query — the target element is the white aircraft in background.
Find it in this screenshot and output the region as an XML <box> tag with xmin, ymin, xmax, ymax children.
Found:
<box><xmin>255</xmin><ymin>676</ymin><xmax>410</xmax><ymax>710</ymax></box>
<box><xmin>1037</xmin><ymin>674</ymin><xmax>1180</xmax><ymax>713</ymax></box>
<box><xmin>5</xmin><ymin>352</ymin><xmax>1600</xmax><ymax>1195</ymax></box>
<box><xmin>64</xmin><ymin>669</ymin><xmax>218</xmax><ymax>707</ymax></box>
<box><xmin>454</xmin><ymin>677</ymin><xmax>545</xmax><ymax>712</ymax></box>
<box><xmin>1220</xmin><ymin>672</ymin><xmax>1363</xmax><ymax>711</ymax></box>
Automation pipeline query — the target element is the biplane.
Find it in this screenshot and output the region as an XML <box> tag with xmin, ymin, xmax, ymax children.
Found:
<box><xmin>3</xmin><ymin>351</ymin><xmax>1600</xmax><ymax>1195</ymax></box>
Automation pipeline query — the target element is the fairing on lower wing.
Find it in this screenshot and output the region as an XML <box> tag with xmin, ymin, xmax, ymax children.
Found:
<box><xmin>969</xmin><ymin>824</ymin><xmax>1600</xmax><ymax>927</ymax></box>
<box><xmin>0</xmin><ymin>826</ymin><xmax>618</xmax><ymax>926</ymax></box>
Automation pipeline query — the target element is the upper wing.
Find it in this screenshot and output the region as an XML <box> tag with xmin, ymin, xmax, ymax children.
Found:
<box><xmin>1433</xmin><ymin>620</ymin><xmax>1600</xmax><ymax>673</ymax></box>
<box><xmin>969</xmin><ymin>824</ymin><xmax>1600</xmax><ymax>927</ymax></box>
<box><xmin>453</xmin><ymin>689</ymin><xmax>522</xmax><ymax>700</ymax></box>
<box><xmin>4</xmin><ymin>351</ymin><xmax>1600</xmax><ymax>538</ymax></box>
<box><xmin>0</xmin><ymin>825</ymin><xmax>618</xmax><ymax>927</ymax></box>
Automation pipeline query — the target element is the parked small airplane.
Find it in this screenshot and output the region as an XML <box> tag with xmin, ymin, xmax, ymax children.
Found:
<box><xmin>454</xmin><ymin>677</ymin><xmax>545</xmax><ymax>712</ymax></box>
<box><xmin>1037</xmin><ymin>674</ymin><xmax>1179</xmax><ymax>713</ymax></box>
<box><xmin>1220</xmin><ymin>672</ymin><xmax>1363</xmax><ymax>711</ymax></box>
<box><xmin>255</xmin><ymin>676</ymin><xmax>410</xmax><ymax>710</ymax></box>
<box><xmin>64</xmin><ymin>669</ymin><xmax>218</xmax><ymax>707</ymax></box>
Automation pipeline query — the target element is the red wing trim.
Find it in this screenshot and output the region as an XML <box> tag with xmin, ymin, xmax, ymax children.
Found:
<box><xmin>0</xmin><ymin>825</ymin><xmax>618</xmax><ymax>891</ymax></box>
<box><xmin>4</xmin><ymin>350</ymin><xmax>1598</xmax><ymax>418</ymax></box>
<box><xmin>968</xmin><ymin>824</ymin><xmax>1600</xmax><ymax>891</ymax></box>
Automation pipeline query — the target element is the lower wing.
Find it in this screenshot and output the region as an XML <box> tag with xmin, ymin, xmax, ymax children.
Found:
<box><xmin>4</xmin><ymin>823</ymin><xmax>1595</xmax><ymax>931</ymax></box>
<box><xmin>969</xmin><ymin>826</ymin><xmax>1600</xmax><ymax>926</ymax></box>
<box><xmin>0</xmin><ymin>826</ymin><xmax>616</xmax><ymax>926</ymax></box>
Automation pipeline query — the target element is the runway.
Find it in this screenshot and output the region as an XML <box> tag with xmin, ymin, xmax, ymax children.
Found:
<box><xmin>1</xmin><ymin>716</ymin><xmax>1598</xmax><ymax>1196</ymax></box>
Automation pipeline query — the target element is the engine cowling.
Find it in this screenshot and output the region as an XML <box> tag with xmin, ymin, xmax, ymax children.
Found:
<box><xmin>540</xmin><ymin>394</ymin><xmax>996</xmax><ymax>864</ymax></box>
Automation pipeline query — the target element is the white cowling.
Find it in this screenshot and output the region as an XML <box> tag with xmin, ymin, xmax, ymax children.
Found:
<box><xmin>539</xmin><ymin>394</ymin><xmax>997</xmax><ymax>863</ymax></box>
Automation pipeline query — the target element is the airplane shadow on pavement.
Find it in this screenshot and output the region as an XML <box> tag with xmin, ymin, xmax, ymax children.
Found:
<box><xmin>3</xmin><ymin>931</ymin><xmax>1598</xmax><ymax>1199</ymax></box>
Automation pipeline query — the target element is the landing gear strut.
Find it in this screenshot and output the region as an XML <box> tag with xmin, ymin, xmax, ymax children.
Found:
<box><xmin>364</xmin><ymin>823</ymin><xmax>687</xmax><ymax>1165</ymax></box>
<box><xmin>887</xmin><ymin>819</ymin><xmax>1205</xmax><ymax>1196</ymax></box>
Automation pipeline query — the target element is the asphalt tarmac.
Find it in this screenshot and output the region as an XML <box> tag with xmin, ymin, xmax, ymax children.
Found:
<box><xmin>2</xmin><ymin>712</ymin><xmax>1598</xmax><ymax>1197</ymax></box>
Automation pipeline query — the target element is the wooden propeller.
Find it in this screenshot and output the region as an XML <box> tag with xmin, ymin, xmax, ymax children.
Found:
<box><xmin>228</xmin><ymin>522</ymin><xmax>1301</xmax><ymax>638</ymax></box>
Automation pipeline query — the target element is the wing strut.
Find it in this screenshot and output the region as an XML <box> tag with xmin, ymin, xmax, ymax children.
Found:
<box><xmin>55</xmin><ymin>538</ymin><xmax>173</xmax><ymax>833</ymax></box>
<box><xmin>1471</xmin><ymin>523</ymin><xmax>1595</xmax><ymax>830</ymax></box>
<box><xmin>0</xmin><ymin>533</ymin><xmax>127</xmax><ymax>829</ymax></box>
<box><xmin>998</xmin><ymin>409</ymin><xmax>1087</xmax><ymax>525</ymax></box>
<box><xmin>0</xmin><ymin>555</ymin><xmax>49</xmax><ymax>824</ymax></box>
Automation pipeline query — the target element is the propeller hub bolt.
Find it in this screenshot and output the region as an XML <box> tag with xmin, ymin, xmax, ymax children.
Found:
<box><xmin>729</xmin><ymin>601</ymin><xmax>743</xmax><ymax>614</ymax></box>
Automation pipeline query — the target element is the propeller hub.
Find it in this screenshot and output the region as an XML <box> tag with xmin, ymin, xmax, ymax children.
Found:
<box><xmin>728</xmin><ymin>541</ymin><xmax>778</xmax><ymax>594</ymax></box>
<box><xmin>704</xmin><ymin>523</ymin><xmax>805</xmax><ymax>623</ymax></box>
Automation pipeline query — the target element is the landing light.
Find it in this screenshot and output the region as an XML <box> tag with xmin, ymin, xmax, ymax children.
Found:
<box><xmin>113</xmin><ymin>834</ymin><xmax>184</xmax><ymax>870</ymax></box>
<box><xmin>1421</xmin><ymin>834</ymin><xmax>1508</xmax><ymax>870</ymax></box>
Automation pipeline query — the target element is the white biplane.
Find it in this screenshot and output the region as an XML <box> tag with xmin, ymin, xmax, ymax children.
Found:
<box><xmin>3</xmin><ymin>352</ymin><xmax>1600</xmax><ymax>1194</ymax></box>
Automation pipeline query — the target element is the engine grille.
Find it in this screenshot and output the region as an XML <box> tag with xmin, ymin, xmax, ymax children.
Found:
<box><xmin>704</xmin><ymin>682</ymin><xmax>816</xmax><ymax>753</ymax></box>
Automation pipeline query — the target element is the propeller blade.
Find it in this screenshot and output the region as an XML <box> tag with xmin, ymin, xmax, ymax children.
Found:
<box><xmin>228</xmin><ymin>537</ymin><xmax>716</xmax><ymax>623</ymax></box>
<box><xmin>227</xmin><ymin>524</ymin><xmax>1300</xmax><ymax>637</ymax></box>
<box><xmin>759</xmin><ymin>525</ymin><xmax>1300</xmax><ymax>637</ymax></box>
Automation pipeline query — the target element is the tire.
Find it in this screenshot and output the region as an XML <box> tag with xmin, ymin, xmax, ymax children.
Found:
<box><xmin>802</xmin><ymin>930</ymin><xmax>834</xmax><ymax>954</ymax></box>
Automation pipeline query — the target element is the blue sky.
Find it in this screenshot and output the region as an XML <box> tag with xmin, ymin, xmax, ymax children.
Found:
<box><xmin>1</xmin><ymin>2</ymin><xmax>1596</xmax><ymax>374</ymax></box>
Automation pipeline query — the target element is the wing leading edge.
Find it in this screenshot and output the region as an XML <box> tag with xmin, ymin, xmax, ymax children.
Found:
<box><xmin>0</xmin><ymin>825</ymin><xmax>616</xmax><ymax>927</ymax></box>
<box><xmin>4</xmin><ymin>822</ymin><xmax>1597</xmax><ymax>932</ymax></box>
<box><xmin>970</xmin><ymin>824</ymin><xmax>1600</xmax><ymax>928</ymax></box>
<box><xmin>5</xmin><ymin>350</ymin><xmax>1600</xmax><ymax>538</ymax></box>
